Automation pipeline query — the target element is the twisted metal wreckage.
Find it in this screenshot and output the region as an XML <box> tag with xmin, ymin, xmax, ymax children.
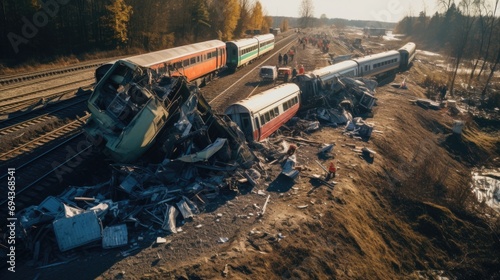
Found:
<box><xmin>16</xmin><ymin>71</ymin><xmax>378</xmax><ymax>265</ymax></box>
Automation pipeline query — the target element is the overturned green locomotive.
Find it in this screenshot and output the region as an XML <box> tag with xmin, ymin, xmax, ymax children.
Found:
<box><xmin>85</xmin><ymin>60</ymin><xmax>252</xmax><ymax>165</ymax></box>
<box><xmin>85</xmin><ymin>60</ymin><xmax>192</xmax><ymax>163</ymax></box>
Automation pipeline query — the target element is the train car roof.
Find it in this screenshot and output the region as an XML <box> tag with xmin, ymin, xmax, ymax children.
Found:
<box><xmin>398</xmin><ymin>42</ymin><xmax>416</xmax><ymax>52</ymax></box>
<box><xmin>353</xmin><ymin>50</ymin><xmax>400</xmax><ymax>64</ymax></box>
<box><xmin>225</xmin><ymin>37</ymin><xmax>259</xmax><ymax>48</ymax></box>
<box><xmin>124</xmin><ymin>40</ymin><xmax>225</xmax><ymax>67</ymax></box>
<box><xmin>253</xmin><ymin>33</ymin><xmax>275</xmax><ymax>42</ymax></box>
<box><xmin>312</xmin><ymin>60</ymin><xmax>358</xmax><ymax>79</ymax></box>
<box><xmin>225</xmin><ymin>83</ymin><xmax>300</xmax><ymax>114</ymax></box>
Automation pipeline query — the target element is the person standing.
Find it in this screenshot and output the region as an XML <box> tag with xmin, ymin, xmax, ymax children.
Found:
<box><xmin>278</xmin><ymin>53</ymin><xmax>283</xmax><ymax>65</ymax></box>
<box><xmin>327</xmin><ymin>161</ymin><xmax>336</xmax><ymax>180</ymax></box>
<box><xmin>299</xmin><ymin>64</ymin><xmax>305</xmax><ymax>74</ymax></box>
<box><xmin>283</xmin><ymin>53</ymin><xmax>288</xmax><ymax>65</ymax></box>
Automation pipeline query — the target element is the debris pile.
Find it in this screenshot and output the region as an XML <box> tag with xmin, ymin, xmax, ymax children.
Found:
<box><xmin>298</xmin><ymin>75</ymin><xmax>378</xmax><ymax>116</ymax></box>
<box><xmin>16</xmin><ymin>155</ymin><xmax>241</xmax><ymax>265</ymax></box>
<box><xmin>14</xmin><ymin>75</ymin><xmax>379</xmax><ymax>268</ymax></box>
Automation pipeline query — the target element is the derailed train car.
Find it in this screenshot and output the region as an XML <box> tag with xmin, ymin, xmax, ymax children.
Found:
<box><xmin>225</xmin><ymin>84</ymin><xmax>300</xmax><ymax>142</ymax></box>
<box><xmin>95</xmin><ymin>40</ymin><xmax>227</xmax><ymax>86</ymax></box>
<box><xmin>85</xmin><ymin>61</ymin><xmax>187</xmax><ymax>162</ymax></box>
<box><xmin>294</xmin><ymin>42</ymin><xmax>416</xmax><ymax>109</ymax></box>
<box><xmin>85</xmin><ymin>60</ymin><xmax>252</xmax><ymax>163</ymax></box>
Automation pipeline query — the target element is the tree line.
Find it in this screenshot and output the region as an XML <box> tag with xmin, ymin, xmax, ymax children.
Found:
<box><xmin>0</xmin><ymin>0</ymin><xmax>277</xmax><ymax>65</ymax></box>
<box><xmin>395</xmin><ymin>0</ymin><xmax>500</xmax><ymax>96</ymax></box>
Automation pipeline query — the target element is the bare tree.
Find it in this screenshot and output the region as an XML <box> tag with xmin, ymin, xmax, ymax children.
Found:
<box><xmin>466</xmin><ymin>0</ymin><xmax>488</xmax><ymax>89</ymax></box>
<box><xmin>448</xmin><ymin>0</ymin><xmax>476</xmax><ymax>96</ymax></box>
<box><xmin>438</xmin><ymin>0</ymin><xmax>456</xmax><ymax>11</ymax></box>
<box><xmin>299</xmin><ymin>0</ymin><xmax>314</xmax><ymax>28</ymax></box>
<box><xmin>482</xmin><ymin>22</ymin><xmax>500</xmax><ymax>96</ymax></box>
<box><xmin>477</xmin><ymin>0</ymin><xmax>499</xmax><ymax>81</ymax></box>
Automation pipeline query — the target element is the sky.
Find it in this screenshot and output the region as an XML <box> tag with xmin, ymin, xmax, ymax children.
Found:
<box><xmin>257</xmin><ymin>0</ymin><xmax>441</xmax><ymax>22</ymax></box>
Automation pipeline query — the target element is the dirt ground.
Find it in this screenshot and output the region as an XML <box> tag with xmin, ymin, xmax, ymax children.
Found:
<box><xmin>4</xmin><ymin>28</ymin><xmax>500</xmax><ymax>280</ymax></box>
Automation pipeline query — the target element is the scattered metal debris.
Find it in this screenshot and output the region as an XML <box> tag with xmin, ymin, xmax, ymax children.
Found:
<box><xmin>15</xmin><ymin>70</ymin><xmax>384</xmax><ymax>267</ymax></box>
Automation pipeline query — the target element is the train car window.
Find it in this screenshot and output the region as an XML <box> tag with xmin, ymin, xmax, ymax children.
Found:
<box><xmin>190</xmin><ymin>57</ymin><xmax>196</xmax><ymax>64</ymax></box>
<box><xmin>197</xmin><ymin>56</ymin><xmax>200</xmax><ymax>62</ymax></box>
<box><xmin>260</xmin><ymin>115</ymin><xmax>265</xmax><ymax>125</ymax></box>
<box><xmin>208</xmin><ymin>52</ymin><xmax>212</xmax><ymax>59</ymax></box>
<box><xmin>283</xmin><ymin>102</ymin><xmax>289</xmax><ymax>111</ymax></box>
<box><xmin>175</xmin><ymin>61</ymin><xmax>182</xmax><ymax>68</ymax></box>
<box><xmin>274</xmin><ymin>107</ymin><xmax>279</xmax><ymax>116</ymax></box>
<box><xmin>265</xmin><ymin>112</ymin><xmax>270</xmax><ymax>122</ymax></box>
<box><xmin>183</xmin><ymin>59</ymin><xmax>189</xmax><ymax>67</ymax></box>
<box><xmin>269</xmin><ymin>110</ymin><xmax>275</xmax><ymax>118</ymax></box>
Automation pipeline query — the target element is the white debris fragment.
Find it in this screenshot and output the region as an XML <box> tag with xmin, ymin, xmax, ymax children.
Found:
<box><xmin>156</xmin><ymin>237</ymin><xmax>167</xmax><ymax>244</ymax></box>
<box><xmin>218</xmin><ymin>237</ymin><xmax>229</xmax><ymax>243</ymax></box>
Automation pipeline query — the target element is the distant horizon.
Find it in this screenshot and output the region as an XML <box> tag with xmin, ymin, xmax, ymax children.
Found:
<box><xmin>258</xmin><ymin>0</ymin><xmax>500</xmax><ymax>23</ymax></box>
<box><xmin>258</xmin><ymin>0</ymin><xmax>438</xmax><ymax>23</ymax></box>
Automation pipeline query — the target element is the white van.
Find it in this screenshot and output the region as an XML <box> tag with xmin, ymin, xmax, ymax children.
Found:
<box><xmin>260</xmin><ymin>66</ymin><xmax>278</xmax><ymax>82</ymax></box>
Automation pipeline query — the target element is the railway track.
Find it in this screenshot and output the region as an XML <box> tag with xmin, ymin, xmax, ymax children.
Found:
<box><xmin>0</xmin><ymin>60</ymin><xmax>105</xmax><ymax>86</ymax></box>
<box><xmin>0</xmin><ymin>132</ymin><xmax>96</xmax><ymax>222</ymax></box>
<box><xmin>0</xmin><ymin>83</ymin><xmax>93</xmax><ymax>115</ymax></box>
<box><xmin>208</xmin><ymin>33</ymin><xmax>299</xmax><ymax>109</ymax></box>
<box><xmin>0</xmin><ymin>94</ymin><xmax>89</xmax><ymax>134</ymax></box>
<box><xmin>0</xmin><ymin>68</ymin><xmax>95</xmax><ymax>92</ymax></box>
<box><xmin>0</xmin><ymin>77</ymin><xmax>94</xmax><ymax>104</ymax></box>
<box><xmin>0</xmin><ymin>115</ymin><xmax>89</xmax><ymax>162</ymax></box>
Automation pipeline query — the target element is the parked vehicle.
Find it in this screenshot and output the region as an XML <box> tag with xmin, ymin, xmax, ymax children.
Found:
<box><xmin>260</xmin><ymin>66</ymin><xmax>278</xmax><ymax>82</ymax></box>
<box><xmin>277</xmin><ymin>67</ymin><xmax>292</xmax><ymax>82</ymax></box>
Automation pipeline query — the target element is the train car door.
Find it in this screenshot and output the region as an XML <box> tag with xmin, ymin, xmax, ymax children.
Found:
<box><xmin>399</xmin><ymin>52</ymin><xmax>408</xmax><ymax>69</ymax></box>
<box><xmin>218</xmin><ymin>48</ymin><xmax>223</xmax><ymax>69</ymax></box>
<box><xmin>239</xmin><ymin>113</ymin><xmax>253</xmax><ymax>141</ymax></box>
<box><xmin>227</xmin><ymin>112</ymin><xmax>254</xmax><ymax>141</ymax></box>
<box><xmin>253</xmin><ymin>116</ymin><xmax>261</xmax><ymax>141</ymax></box>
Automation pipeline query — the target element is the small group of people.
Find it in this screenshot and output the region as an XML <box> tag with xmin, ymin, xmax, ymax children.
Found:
<box><xmin>278</xmin><ymin>47</ymin><xmax>297</xmax><ymax>66</ymax></box>
<box><xmin>278</xmin><ymin>53</ymin><xmax>289</xmax><ymax>65</ymax></box>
